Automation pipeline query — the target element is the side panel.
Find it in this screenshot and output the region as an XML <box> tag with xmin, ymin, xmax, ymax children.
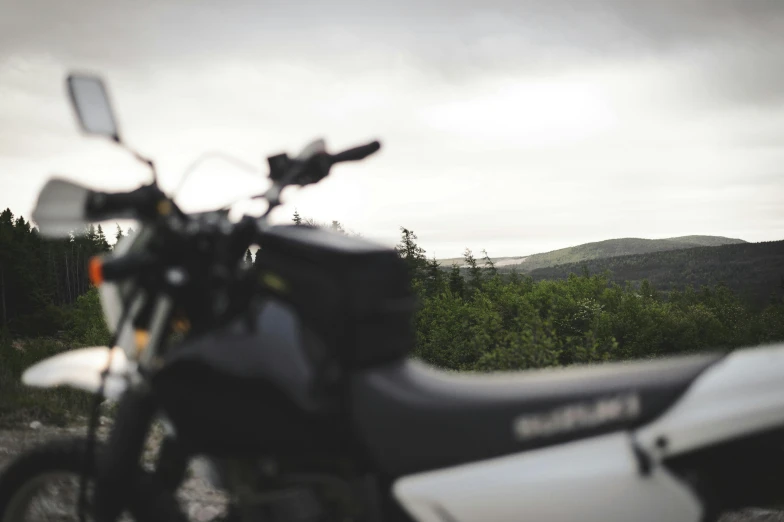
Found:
<box><xmin>21</xmin><ymin>346</ymin><xmax>132</xmax><ymax>400</ymax></box>
<box><xmin>636</xmin><ymin>342</ymin><xmax>784</xmax><ymax>458</ymax></box>
<box><xmin>393</xmin><ymin>432</ymin><xmax>702</xmax><ymax>522</ymax></box>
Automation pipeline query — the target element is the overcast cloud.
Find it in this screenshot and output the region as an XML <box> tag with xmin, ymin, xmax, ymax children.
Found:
<box><xmin>1</xmin><ymin>0</ymin><xmax>783</xmax><ymax>257</ymax></box>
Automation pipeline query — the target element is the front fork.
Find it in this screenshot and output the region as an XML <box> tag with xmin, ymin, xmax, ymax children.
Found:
<box><xmin>156</xmin><ymin>431</ymin><xmax>190</xmax><ymax>491</ymax></box>
<box><xmin>92</xmin><ymin>381</ymin><xmax>190</xmax><ymax>522</ymax></box>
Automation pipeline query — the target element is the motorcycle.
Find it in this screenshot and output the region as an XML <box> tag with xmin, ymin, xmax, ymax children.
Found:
<box><xmin>3</xmin><ymin>72</ymin><xmax>784</xmax><ymax>522</ymax></box>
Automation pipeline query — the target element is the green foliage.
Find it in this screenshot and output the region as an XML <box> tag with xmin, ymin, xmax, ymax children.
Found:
<box><xmin>67</xmin><ymin>287</ymin><xmax>111</xmax><ymax>347</ymax></box>
<box><xmin>464</xmin><ymin>248</ymin><xmax>483</xmax><ymax>294</ymax></box>
<box><xmin>448</xmin><ymin>264</ymin><xmax>465</xmax><ymax>297</ymax></box>
<box><xmin>397</xmin><ymin>227</ymin><xmax>784</xmax><ymax>373</ymax></box>
<box><xmin>0</xmin><ymin>336</ymin><xmax>94</xmax><ymax>426</ymax></box>
<box><xmin>396</xmin><ymin>227</ymin><xmax>429</xmax><ymax>283</ymax></box>
<box><xmin>0</xmin><ymin>207</ymin><xmax>116</xmax><ymax>335</ymax></box>
<box><xmin>0</xmin><ymin>285</ymin><xmax>110</xmax><ymax>423</ymax></box>
<box><xmin>2</xmin><ymin>208</ymin><xmax>784</xmax><ymax>422</ymax></box>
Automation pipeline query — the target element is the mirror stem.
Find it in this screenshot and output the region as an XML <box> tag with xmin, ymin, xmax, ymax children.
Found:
<box><xmin>123</xmin><ymin>143</ymin><xmax>158</xmax><ymax>186</ymax></box>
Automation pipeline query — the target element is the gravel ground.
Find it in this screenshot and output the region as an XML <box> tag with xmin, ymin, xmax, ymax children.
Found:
<box><xmin>0</xmin><ymin>418</ymin><xmax>228</xmax><ymax>521</ymax></box>
<box><xmin>0</xmin><ymin>419</ymin><xmax>782</xmax><ymax>521</ymax></box>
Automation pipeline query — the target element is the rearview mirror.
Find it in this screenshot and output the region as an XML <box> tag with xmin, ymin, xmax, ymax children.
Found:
<box><xmin>295</xmin><ymin>139</ymin><xmax>326</xmax><ymax>161</ymax></box>
<box><xmin>31</xmin><ymin>178</ymin><xmax>91</xmax><ymax>238</ymax></box>
<box><xmin>67</xmin><ymin>74</ymin><xmax>120</xmax><ymax>141</ymax></box>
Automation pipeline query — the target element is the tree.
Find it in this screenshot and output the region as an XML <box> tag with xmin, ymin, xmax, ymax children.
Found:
<box><xmin>115</xmin><ymin>224</ymin><xmax>124</xmax><ymax>245</ymax></box>
<box><xmin>293</xmin><ymin>209</ymin><xmax>302</xmax><ymax>226</ymax></box>
<box><xmin>482</xmin><ymin>249</ymin><xmax>497</xmax><ymax>278</ymax></box>
<box><xmin>0</xmin><ymin>259</ymin><xmax>6</xmax><ymax>330</ymax></box>
<box><xmin>425</xmin><ymin>255</ymin><xmax>445</xmax><ymax>296</ymax></box>
<box><xmin>244</xmin><ymin>249</ymin><xmax>253</xmax><ymax>266</ymax></box>
<box><xmin>86</xmin><ymin>224</ymin><xmax>97</xmax><ymax>244</ymax></box>
<box><xmin>464</xmin><ymin>248</ymin><xmax>483</xmax><ymax>291</ymax></box>
<box><xmin>448</xmin><ymin>264</ymin><xmax>465</xmax><ymax>297</ymax></box>
<box><xmin>95</xmin><ymin>224</ymin><xmax>110</xmax><ymax>252</ymax></box>
<box><xmin>330</xmin><ymin>220</ymin><xmax>345</xmax><ymax>234</ymax></box>
<box><xmin>396</xmin><ymin>227</ymin><xmax>428</xmax><ymax>280</ymax></box>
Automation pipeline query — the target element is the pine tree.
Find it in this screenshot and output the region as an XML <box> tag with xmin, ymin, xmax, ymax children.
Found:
<box><xmin>95</xmin><ymin>224</ymin><xmax>110</xmax><ymax>252</ymax></box>
<box><xmin>115</xmin><ymin>224</ymin><xmax>124</xmax><ymax>245</ymax></box>
<box><xmin>425</xmin><ymin>255</ymin><xmax>444</xmax><ymax>296</ymax></box>
<box><xmin>448</xmin><ymin>264</ymin><xmax>465</xmax><ymax>298</ymax></box>
<box><xmin>396</xmin><ymin>227</ymin><xmax>428</xmax><ymax>280</ymax></box>
<box><xmin>293</xmin><ymin>209</ymin><xmax>302</xmax><ymax>226</ymax></box>
<box><xmin>244</xmin><ymin>249</ymin><xmax>253</xmax><ymax>266</ymax></box>
<box><xmin>481</xmin><ymin>249</ymin><xmax>497</xmax><ymax>278</ymax></box>
<box><xmin>464</xmin><ymin>248</ymin><xmax>482</xmax><ymax>291</ymax></box>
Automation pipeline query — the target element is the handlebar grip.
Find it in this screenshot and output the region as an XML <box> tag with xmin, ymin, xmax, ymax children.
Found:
<box><xmin>330</xmin><ymin>141</ymin><xmax>381</xmax><ymax>163</ymax></box>
<box><xmin>86</xmin><ymin>184</ymin><xmax>168</xmax><ymax>221</ymax></box>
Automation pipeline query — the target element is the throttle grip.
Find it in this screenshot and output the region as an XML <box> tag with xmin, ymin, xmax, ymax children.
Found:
<box><xmin>330</xmin><ymin>141</ymin><xmax>381</xmax><ymax>163</ymax></box>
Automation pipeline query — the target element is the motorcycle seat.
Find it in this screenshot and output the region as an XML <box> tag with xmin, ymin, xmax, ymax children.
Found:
<box><xmin>351</xmin><ymin>352</ymin><xmax>724</xmax><ymax>477</ymax></box>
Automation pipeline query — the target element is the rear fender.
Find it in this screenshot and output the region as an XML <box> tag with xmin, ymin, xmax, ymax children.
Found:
<box><xmin>21</xmin><ymin>346</ymin><xmax>134</xmax><ymax>400</ymax></box>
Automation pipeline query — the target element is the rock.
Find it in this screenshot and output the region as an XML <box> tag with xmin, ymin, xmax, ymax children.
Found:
<box><xmin>29</xmin><ymin>420</ymin><xmax>42</xmax><ymax>430</ymax></box>
<box><xmin>189</xmin><ymin>504</ymin><xmax>222</xmax><ymax>522</ymax></box>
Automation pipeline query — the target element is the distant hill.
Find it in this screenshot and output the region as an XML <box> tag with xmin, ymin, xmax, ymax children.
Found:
<box><xmin>525</xmin><ymin>240</ymin><xmax>784</xmax><ymax>308</ymax></box>
<box><xmin>438</xmin><ymin>235</ymin><xmax>746</xmax><ymax>271</ymax></box>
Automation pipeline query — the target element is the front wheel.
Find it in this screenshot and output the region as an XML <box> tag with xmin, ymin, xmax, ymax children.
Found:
<box><xmin>0</xmin><ymin>437</ymin><xmax>187</xmax><ymax>522</ymax></box>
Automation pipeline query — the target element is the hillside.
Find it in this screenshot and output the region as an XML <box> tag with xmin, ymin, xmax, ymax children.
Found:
<box><xmin>438</xmin><ymin>235</ymin><xmax>746</xmax><ymax>271</ymax></box>
<box><xmin>509</xmin><ymin>235</ymin><xmax>747</xmax><ymax>272</ymax></box>
<box><xmin>524</xmin><ymin>240</ymin><xmax>784</xmax><ymax>308</ymax></box>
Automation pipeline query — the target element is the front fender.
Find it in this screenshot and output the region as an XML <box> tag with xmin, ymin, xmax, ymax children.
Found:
<box><xmin>21</xmin><ymin>346</ymin><xmax>133</xmax><ymax>400</ymax></box>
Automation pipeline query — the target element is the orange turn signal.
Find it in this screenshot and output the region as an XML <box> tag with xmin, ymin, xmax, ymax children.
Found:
<box><xmin>135</xmin><ymin>329</ymin><xmax>150</xmax><ymax>357</ymax></box>
<box><xmin>88</xmin><ymin>257</ymin><xmax>104</xmax><ymax>286</ymax></box>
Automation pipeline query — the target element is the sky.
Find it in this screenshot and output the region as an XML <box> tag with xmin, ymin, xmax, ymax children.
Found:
<box><xmin>1</xmin><ymin>0</ymin><xmax>783</xmax><ymax>258</ymax></box>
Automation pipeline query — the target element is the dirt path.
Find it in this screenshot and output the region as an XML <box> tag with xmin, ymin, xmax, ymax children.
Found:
<box><xmin>0</xmin><ymin>420</ymin><xmax>781</xmax><ymax>521</ymax></box>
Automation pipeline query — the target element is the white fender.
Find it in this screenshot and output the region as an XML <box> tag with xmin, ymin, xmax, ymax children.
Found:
<box><xmin>21</xmin><ymin>346</ymin><xmax>133</xmax><ymax>401</ymax></box>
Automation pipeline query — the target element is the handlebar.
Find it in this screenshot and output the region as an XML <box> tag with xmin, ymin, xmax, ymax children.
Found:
<box><xmin>87</xmin><ymin>137</ymin><xmax>380</xmax><ymax>287</ymax></box>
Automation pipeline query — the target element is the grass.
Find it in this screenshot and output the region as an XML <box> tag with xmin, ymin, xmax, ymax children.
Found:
<box><xmin>0</xmin><ymin>337</ymin><xmax>95</xmax><ymax>427</ymax></box>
